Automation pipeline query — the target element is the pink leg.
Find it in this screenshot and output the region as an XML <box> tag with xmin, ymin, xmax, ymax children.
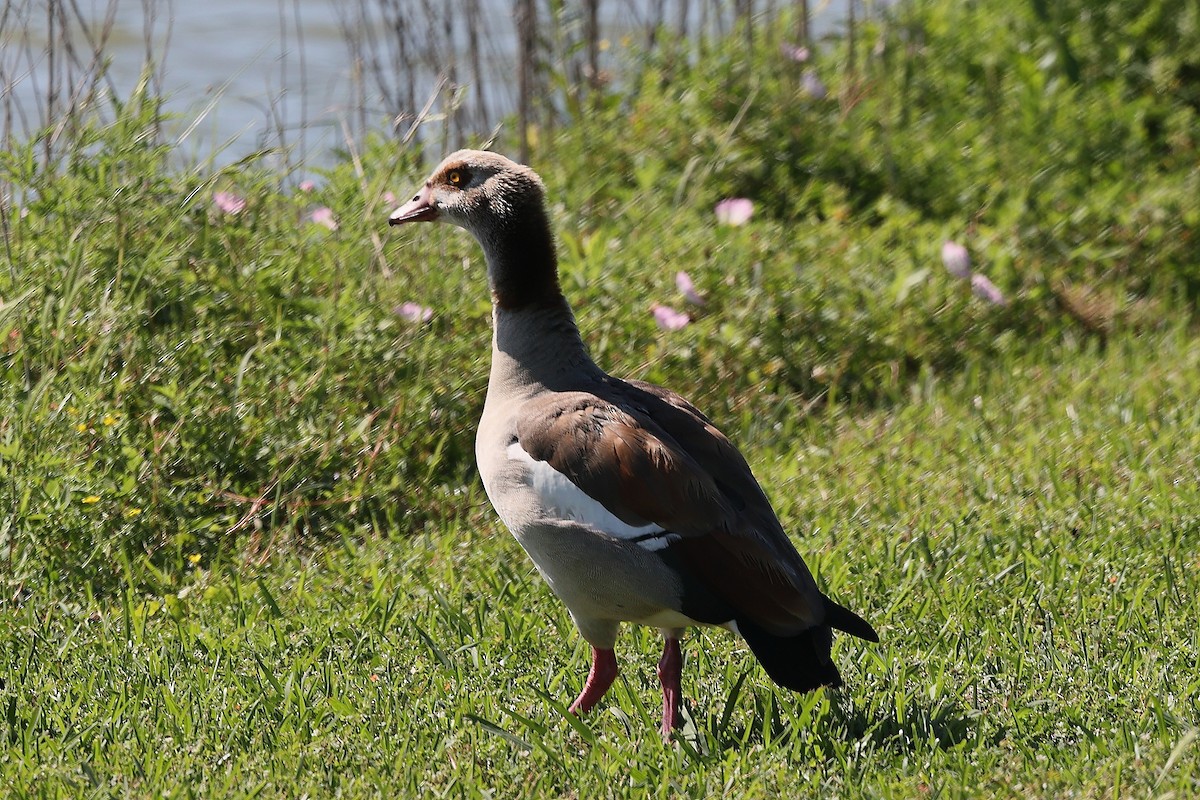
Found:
<box><xmin>569</xmin><ymin>646</ymin><xmax>618</xmax><ymax>715</ymax></box>
<box><xmin>657</xmin><ymin>637</ymin><xmax>683</xmax><ymax>736</ymax></box>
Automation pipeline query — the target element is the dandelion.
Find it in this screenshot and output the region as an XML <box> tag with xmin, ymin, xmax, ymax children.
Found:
<box><xmin>82</xmin><ymin>495</ymin><xmax>100</xmax><ymax>504</ymax></box>
<box><xmin>651</xmin><ymin>304</ymin><xmax>690</xmax><ymax>331</ymax></box>
<box><xmin>675</xmin><ymin>271</ymin><xmax>706</xmax><ymax>306</ymax></box>
<box><xmin>213</xmin><ymin>191</ymin><xmax>246</xmax><ymax>215</ymax></box>
<box><xmin>76</xmin><ymin>422</ymin><xmax>88</xmax><ymax>433</ymax></box>
<box><xmin>187</xmin><ymin>553</ymin><xmax>202</xmax><ymax>565</ymax></box>
<box><xmin>801</xmin><ymin>70</ymin><xmax>828</xmax><ymax>100</ymax></box>
<box><xmin>310</xmin><ymin>207</ymin><xmax>338</xmax><ymax>230</ymax></box>
<box><xmin>299</xmin><ymin>180</ymin><xmax>316</xmax><ymax>192</ymax></box>
<box><xmin>102</xmin><ymin>414</ymin><xmax>117</xmax><ymax>426</ymax></box>
<box><xmin>714</xmin><ymin>198</ymin><xmax>753</xmax><ymax>227</ymax></box>
<box><xmin>125</xmin><ymin>507</ymin><xmax>143</xmax><ymax>518</ymax></box>
<box><xmin>394</xmin><ymin>302</ymin><xmax>433</xmax><ymax>323</ymax></box>
<box><xmin>971</xmin><ymin>273</ymin><xmax>1007</xmax><ymax>306</ymax></box>
<box><xmin>941</xmin><ymin>240</ymin><xmax>972</xmax><ymax>279</ymax></box>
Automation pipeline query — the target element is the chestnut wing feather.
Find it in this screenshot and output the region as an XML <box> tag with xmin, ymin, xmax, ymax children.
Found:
<box><xmin>515</xmin><ymin>380</ymin><xmax>824</xmax><ymax>634</ymax></box>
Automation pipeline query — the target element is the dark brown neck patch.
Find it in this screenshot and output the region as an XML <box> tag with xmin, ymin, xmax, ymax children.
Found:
<box><xmin>486</xmin><ymin>200</ymin><xmax>564</xmax><ymax>311</ymax></box>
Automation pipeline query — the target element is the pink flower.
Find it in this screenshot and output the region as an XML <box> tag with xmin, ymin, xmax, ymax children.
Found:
<box><xmin>714</xmin><ymin>198</ymin><xmax>753</xmax><ymax>226</ymax></box>
<box><xmin>801</xmin><ymin>70</ymin><xmax>827</xmax><ymax>99</ymax></box>
<box><xmin>213</xmin><ymin>192</ymin><xmax>246</xmax><ymax>215</ymax></box>
<box><xmin>675</xmin><ymin>271</ymin><xmax>705</xmax><ymax>306</ymax></box>
<box><xmin>299</xmin><ymin>180</ymin><xmax>316</xmax><ymax>192</ymax></box>
<box><xmin>941</xmin><ymin>240</ymin><xmax>971</xmax><ymax>279</ymax></box>
<box><xmin>310</xmin><ymin>207</ymin><xmax>338</xmax><ymax>230</ymax></box>
<box><xmin>651</xmin><ymin>304</ymin><xmax>690</xmax><ymax>331</ymax></box>
<box><xmin>394</xmin><ymin>302</ymin><xmax>433</xmax><ymax>323</ymax></box>
<box><xmin>782</xmin><ymin>43</ymin><xmax>810</xmax><ymax>63</ymax></box>
<box><xmin>970</xmin><ymin>274</ymin><xmax>1006</xmax><ymax>306</ymax></box>
<box><xmin>382</xmin><ymin>191</ymin><xmax>397</xmax><ymax>205</ymax></box>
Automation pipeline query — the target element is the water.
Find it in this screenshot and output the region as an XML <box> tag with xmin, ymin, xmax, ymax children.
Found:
<box><xmin>3</xmin><ymin>0</ymin><xmax>367</xmax><ymax>164</ymax></box>
<box><xmin>1</xmin><ymin>0</ymin><xmax>849</xmax><ymax>166</ymax></box>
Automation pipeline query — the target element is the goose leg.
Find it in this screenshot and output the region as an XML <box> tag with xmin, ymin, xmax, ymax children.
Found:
<box><xmin>657</xmin><ymin>635</ymin><xmax>683</xmax><ymax>736</ymax></box>
<box><xmin>569</xmin><ymin>646</ymin><xmax>618</xmax><ymax>715</ymax></box>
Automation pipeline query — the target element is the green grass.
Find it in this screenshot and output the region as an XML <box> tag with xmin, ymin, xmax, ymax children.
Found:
<box><xmin>2</xmin><ymin>0</ymin><xmax>1199</xmax><ymax>795</ymax></box>
<box><xmin>4</xmin><ymin>331</ymin><xmax>1199</xmax><ymax>798</ymax></box>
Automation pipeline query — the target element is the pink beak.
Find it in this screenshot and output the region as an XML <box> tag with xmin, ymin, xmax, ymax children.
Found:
<box><xmin>389</xmin><ymin>184</ymin><xmax>439</xmax><ymax>225</ymax></box>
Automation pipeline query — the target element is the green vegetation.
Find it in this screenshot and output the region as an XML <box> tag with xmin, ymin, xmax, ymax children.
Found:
<box><xmin>2</xmin><ymin>0</ymin><xmax>1198</xmax><ymax>796</ymax></box>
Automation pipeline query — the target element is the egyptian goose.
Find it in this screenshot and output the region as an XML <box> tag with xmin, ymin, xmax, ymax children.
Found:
<box><xmin>389</xmin><ymin>150</ymin><xmax>878</xmax><ymax>736</ymax></box>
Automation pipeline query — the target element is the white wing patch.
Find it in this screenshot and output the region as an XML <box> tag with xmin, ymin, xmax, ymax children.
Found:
<box><xmin>506</xmin><ymin>441</ymin><xmax>680</xmax><ymax>552</ymax></box>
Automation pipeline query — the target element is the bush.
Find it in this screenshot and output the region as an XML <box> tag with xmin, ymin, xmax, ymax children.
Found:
<box><xmin>0</xmin><ymin>0</ymin><xmax>1195</xmax><ymax>591</ymax></box>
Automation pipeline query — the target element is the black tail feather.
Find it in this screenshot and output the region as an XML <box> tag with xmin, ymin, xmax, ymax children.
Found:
<box><xmin>823</xmin><ymin>597</ymin><xmax>880</xmax><ymax>643</ymax></box>
<box><xmin>737</xmin><ymin>596</ymin><xmax>877</xmax><ymax>693</ymax></box>
<box><xmin>737</xmin><ymin>617</ymin><xmax>842</xmax><ymax>693</ymax></box>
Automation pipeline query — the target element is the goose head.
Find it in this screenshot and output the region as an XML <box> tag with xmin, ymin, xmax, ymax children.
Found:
<box><xmin>388</xmin><ymin>149</ymin><xmax>546</xmax><ymax>241</ymax></box>
<box><xmin>388</xmin><ymin>150</ymin><xmax>562</xmax><ymax>310</ymax></box>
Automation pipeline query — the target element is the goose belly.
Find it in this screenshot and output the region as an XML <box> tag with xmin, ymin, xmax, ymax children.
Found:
<box><xmin>474</xmin><ymin>438</ymin><xmax>691</xmax><ymax>626</ymax></box>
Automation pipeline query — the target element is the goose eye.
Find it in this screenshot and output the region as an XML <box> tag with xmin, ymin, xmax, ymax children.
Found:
<box><xmin>446</xmin><ymin>169</ymin><xmax>467</xmax><ymax>187</ymax></box>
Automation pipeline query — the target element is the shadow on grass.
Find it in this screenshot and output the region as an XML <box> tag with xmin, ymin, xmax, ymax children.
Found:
<box><xmin>830</xmin><ymin>692</ymin><xmax>992</xmax><ymax>752</ymax></box>
<box><xmin>692</xmin><ymin>682</ymin><xmax>994</xmax><ymax>757</ymax></box>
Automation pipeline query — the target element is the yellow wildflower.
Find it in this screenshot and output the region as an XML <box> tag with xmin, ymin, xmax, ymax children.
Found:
<box><xmin>82</xmin><ymin>495</ymin><xmax>100</xmax><ymax>504</ymax></box>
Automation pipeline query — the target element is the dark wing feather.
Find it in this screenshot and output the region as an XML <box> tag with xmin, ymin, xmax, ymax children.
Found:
<box><xmin>515</xmin><ymin>391</ymin><xmax>729</xmax><ymax>532</ymax></box>
<box><xmin>515</xmin><ymin>378</ymin><xmax>826</xmax><ymax>635</ymax></box>
<box><xmin>620</xmin><ymin>379</ymin><xmax>828</xmax><ymax>632</ymax></box>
